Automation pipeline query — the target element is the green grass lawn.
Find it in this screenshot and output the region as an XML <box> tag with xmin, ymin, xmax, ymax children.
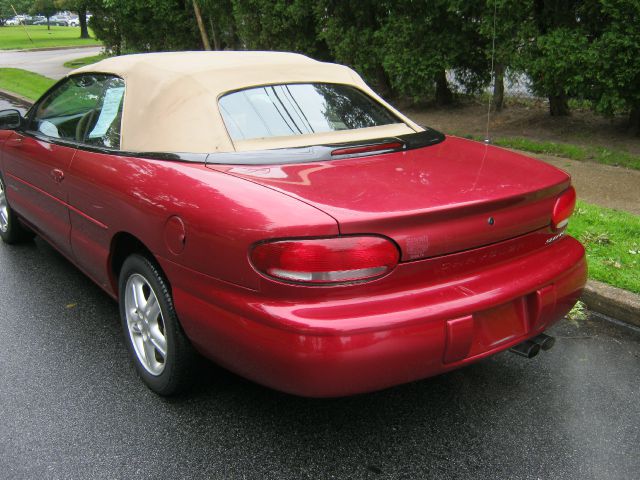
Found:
<box><xmin>491</xmin><ymin>137</ymin><xmax>640</xmax><ymax>171</ymax></box>
<box><xmin>63</xmin><ymin>54</ymin><xmax>108</xmax><ymax>69</ymax></box>
<box><xmin>460</xmin><ymin>134</ymin><xmax>640</xmax><ymax>170</ymax></box>
<box><xmin>0</xmin><ymin>68</ymin><xmax>55</xmax><ymax>100</ymax></box>
<box><xmin>0</xmin><ymin>25</ymin><xmax>101</xmax><ymax>50</ymax></box>
<box><xmin>568</xmin><ymin>200</ymin><xmax>640</xmax><ymax>294</ymax></box>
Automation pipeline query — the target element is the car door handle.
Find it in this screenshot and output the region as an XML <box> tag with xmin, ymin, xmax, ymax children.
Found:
<box><xmin>5</xmin><ymin>137</ymin><xmax>23</xmax><ymax>147</ymax></box>
<box><xmin>51</xmin><ymin>169</ymin><xmax>65</xmax><ymax>184</ymax></box>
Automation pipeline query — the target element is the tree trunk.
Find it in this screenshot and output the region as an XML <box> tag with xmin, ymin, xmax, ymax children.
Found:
<box><xmin>114</xmin><ymin>26</ymin><xmax>122</xmax><ymax>55</ymax></box>
<box><xmin>229</xmin><ymin>21</ymin><xmax>240</xmax><ymax>49</ymax></box>
<box><xmin>209</xmin><ymin>18</ymin><xmax>221</xmax><ymax>50</ymax></box>
<box><xmin>435</xmin><ymin>70</ymin><xmax>453</xmax><ymax>106</ymax></box>
<box><xmin>47</xmin><ymin>17</ymin><xmax>50</xmax><ymax>30</ymax></box>
<box><xmin>549</xmin><ymin>93</ymin><xmax>570</xmax><ymax>116</ymax></box>
<box><xmin>493</xmin><ymin>63</ymin><xmax>505</xmax><ymax>112</ymax></box>
<box><xmin>375</xmin><ymin>65</ymin><xmax>393</xmax><ymax>99</ymax></box>
<box><xmin>78</xmin><ymin>5</ymin><xmax>89</xmax><ymax>39</ymax></box>
<box><xmin>192</xmin><ymin>0</ymin><xmax>211</xmax><ymax>51</ymax></box>
<box><xmin>629</xmin><ymin>105</ymin><xmax>640</xmax><ymax>136</ymax></box>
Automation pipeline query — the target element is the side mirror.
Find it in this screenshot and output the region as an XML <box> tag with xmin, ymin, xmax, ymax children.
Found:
<box><xmin>0</xmin><ymin>109</ymin><xmax>24</xmax><ymax>130</ymax></box>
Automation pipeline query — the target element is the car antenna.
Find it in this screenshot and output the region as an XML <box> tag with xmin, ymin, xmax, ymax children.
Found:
<box><xmin>485</xmin><ymin>0</ymin><xmax>498</xmax><ymax>145</ymax></box>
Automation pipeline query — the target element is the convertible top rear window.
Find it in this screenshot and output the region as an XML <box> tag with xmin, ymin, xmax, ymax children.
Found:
<box><xmin>218</xmin><ymin>83</ymin><xmax>402</xmax><ymax>141</ymax></box>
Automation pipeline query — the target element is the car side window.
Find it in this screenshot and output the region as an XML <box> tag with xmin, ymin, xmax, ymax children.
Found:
<box><xmin>82</xmin><ymin>77</ymin><xmax>125</xmax><ymax>149</ymax></box>
<box><xmin>29</xmin><ymin>74</ymin><xmax>125</xmax><ymax>149</ymax></box>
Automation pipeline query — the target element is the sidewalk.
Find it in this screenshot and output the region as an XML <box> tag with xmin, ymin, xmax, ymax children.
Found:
<box><xmin>0</xmin><ymin>46</ymin><xmax>103</xmax><ymax>79</ymax></box>
<box><xmin>525</xmin><ymin>153</ymin><xmax>640</xmax><ymax>216</ymax></box>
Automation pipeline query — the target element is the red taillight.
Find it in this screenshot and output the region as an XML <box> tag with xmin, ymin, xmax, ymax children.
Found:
<box><xmin>250</xmin><ymin>236</ymin><xmax>400</xmax><ymax>285</ymax></box>
<box><xmin>551</xmin><ymin>186</ymin><xmax>576</xmax><ymax>231</ymax></box>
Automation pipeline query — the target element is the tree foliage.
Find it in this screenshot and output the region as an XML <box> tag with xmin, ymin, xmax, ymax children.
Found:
<box><xmin>588</xmin><ymin>0</ymin><xmax>640</xmax><ymax>133</ymax></box>
<box><xmin>86</xmin><ymin>0</ymin><xmax>200</xmax><ymax>53</ymax></box>
<box><xmin>0</xmin><ymin>0</ymin><xmax>31</xmax><ymax>22</ymax></box>
<box><xmin>55</xmin><ymin>0</ymin><xmax>90</xmax><ymax>38</ymax></box>
<box><xmin>30</xmin><ymin>0</ymin><xmax>57</xmax><ymax>29</ymax></box>
<box><xmin>520</xmin><ymin>0</ymin><xmax>585</xmax><ymax>116</ymax></box>
<box><xmin>314</xmin><ymin>0</ymin><xmax>392</xmax><ymax>95</ymax></box>
<box><xmin>232</xmin><ymin>0</ymin><xmax>329</xmax><ymax>58</ymax></box>
<box><xmin>201</xmin><ymin>0</ymin><xmax>238</xmax><ymax>50</ymax></box>
<box><xmin>14</xmin><ymin>0</ymin><xmax>635</xmax><ymax>134</ymax></box>
<box><xmin>478</xmin><ymin>0</ymin><xmax>536</xmax><ymax>111</ymax></box>
<box><xmin>379</xmin><ymin>0</ymin><xmax>489</xmax><ymax>104</ymax></box>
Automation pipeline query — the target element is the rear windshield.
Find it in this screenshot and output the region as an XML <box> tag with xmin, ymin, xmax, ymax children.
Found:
<box><xmin>218</xmin><ymin>83</ymin><xmax>402</xmax><ymax>141</ymax></box>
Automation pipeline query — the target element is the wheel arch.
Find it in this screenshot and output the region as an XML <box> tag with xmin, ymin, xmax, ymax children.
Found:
<box><xmin>109</xmin><ymin>232</ymin><xmax>168</xmax><ymax>297</ymax></box>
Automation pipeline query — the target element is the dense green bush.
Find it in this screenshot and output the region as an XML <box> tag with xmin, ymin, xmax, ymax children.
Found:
<box><xmin>71</xmin><ymin>0</ymin><xmax>640</xmax><ymax>133</ymax></box>
<box><xmin>88</xmin><ymin>0</ymin><xmax>200</xmax><ymax>54</ymax></box>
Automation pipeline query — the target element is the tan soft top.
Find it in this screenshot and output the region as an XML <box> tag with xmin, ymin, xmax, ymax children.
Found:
<box><xmin>71</xmin><ymin>51</ymin><xmax>421</xmax><ymax>154</ymax></box>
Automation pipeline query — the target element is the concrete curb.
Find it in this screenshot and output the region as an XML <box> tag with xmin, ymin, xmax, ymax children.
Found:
<box><xmin>0</xmin><ymin>89</ymin><xmax>33</xmax><ymax>107</ymax></box>
<box><xmin>3</xmin><ymin>44</ymin><xmax>102</xmax><ymax>53</ymax></box>
<box><xmin>581</xmin><ymin>280</ymin><xmax>640</xmax><ymax>328</ymax></box>
<box><xmin>1</xmin><ymin>92</ymin><xmax>638</xmax><ymax>328</ymax></box>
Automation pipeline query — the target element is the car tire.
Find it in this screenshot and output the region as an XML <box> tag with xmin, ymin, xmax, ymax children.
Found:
<box><xmin>0</xmin><ymin>174</ymin><xmax>35</xmax><ymax>244</ymax></box>
<box><xmin>118</xmin><ymin>254</ymin><xmax>197</xmax><ymax>395</ymax></box>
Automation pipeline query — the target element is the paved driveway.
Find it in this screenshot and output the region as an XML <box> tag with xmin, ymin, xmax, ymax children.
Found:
<box><xmin>0</xmin><ymin>46</ymin><xmax>103</xmax><ymax>79</ymax></box>
<box><xmin>0</xmin><ymin>96</ymin><xmax>28</xmax><ymax>112</ymax></box>
<box><xmin>0</xmin><ymin>236</ymin><xmax>638</xmax><ymax>479</ymax></box>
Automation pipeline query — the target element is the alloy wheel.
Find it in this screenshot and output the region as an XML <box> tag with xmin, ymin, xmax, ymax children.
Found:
<box><xmin>124</xmin><ymin>273</ymin><xmax>168</xmax><ymax>375</ymax></box>
<box><xmin>0</xmin><ymin>178</ymin><xmax>9</xmax><ymax>233</ymax></box>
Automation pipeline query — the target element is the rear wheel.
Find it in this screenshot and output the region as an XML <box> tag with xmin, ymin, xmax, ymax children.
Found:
<box><xmin>118</xmin><ymin>254</ymin><xmax>197</xmax><ymax>395</ymax></box>
<box><xmin>0</xmin><ymin>174</ymin><xmax>34</xmax><ymax>244</ymax></box>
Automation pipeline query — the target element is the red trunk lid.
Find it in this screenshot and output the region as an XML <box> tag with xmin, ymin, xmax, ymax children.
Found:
<box><xmin>208</xmin><ymin>136</ymin><xmax>570</xmax><ymax>260</ymax></box>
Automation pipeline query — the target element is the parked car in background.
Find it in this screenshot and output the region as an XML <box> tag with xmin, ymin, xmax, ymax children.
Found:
<box><xmin>49</xmin><ymin>15</ymin><xmax>70</xmax><ymax>26</ymax></box>
<box><xmin>0</xmin><ymin>52</ymin><xmax>586</xmax><ymax>397</ymax></box>
<box><xmin>4</xmin><ymin>16</ymin><xmax>33</xmax><ymax>26</ymax></box>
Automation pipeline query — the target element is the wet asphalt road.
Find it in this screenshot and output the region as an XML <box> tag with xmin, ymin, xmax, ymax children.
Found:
<box><xmin>0</xmin><ymin>96</ymin><xmax>29</xmax><ymax>113</ymax></box>
<box><xmin>0</xmin><ymin>237</ymin><xmax>639</xmax><ymax>480</ymax></box>
<box><xmin>0</xmin><ymin>46</ymin><xmax>103</xmax><ymax>80</ymax></box>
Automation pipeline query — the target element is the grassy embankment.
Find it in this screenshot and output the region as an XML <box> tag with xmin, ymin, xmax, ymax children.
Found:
<box><xmin>567</xmin><ymin>201</ymin><xmax>640</xmax><ymax>294</ymax></box>
<box><xmin>0</xmin><ymin>25</ymin><xmax>100</xmax><ymax>50</ymax></box>
<box><xmin>491</xmin><ymin>137</ymin><xmax>640</xmax><ymax>171</ymax></box>
<box><xmin>0</xmin><ymin>68</ymin><xmax>55</xmax><ymax>100</ymax></box>
<box><xmin>63</xmin><ymin>54</ymin><xmax>108</xmax><ymax>68</ymax></box>
<box><xmin>461</xmin><ymin>134</ymin><xmax>640</xmax><ymax>171</ymax></box>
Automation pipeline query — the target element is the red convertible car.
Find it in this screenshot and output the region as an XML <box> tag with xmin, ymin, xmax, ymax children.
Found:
<box><xmin>0</xmin><ymin>52</ymin><xmax>586</xmax><ymax>397</ymax></box>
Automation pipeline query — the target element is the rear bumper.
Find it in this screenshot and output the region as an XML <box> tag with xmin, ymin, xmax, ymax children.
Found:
<box><xmin>161</xmin><ymin>235</ymin><xmax>587</xmax><ymax>397</ymax></box>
